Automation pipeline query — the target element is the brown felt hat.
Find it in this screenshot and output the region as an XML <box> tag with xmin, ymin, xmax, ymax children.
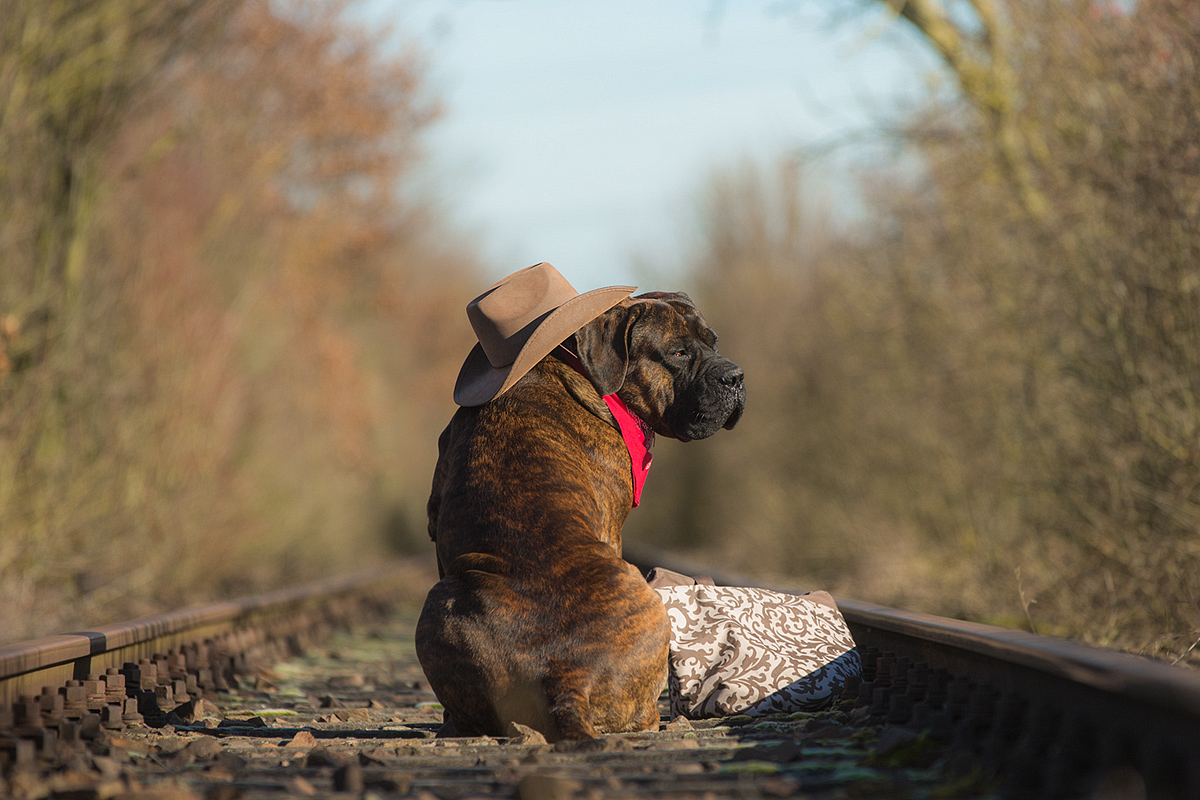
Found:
<box><xmin>454</xmin><ymin>263</ymin><xmax>635</xmax><ymax>406</ymax></box>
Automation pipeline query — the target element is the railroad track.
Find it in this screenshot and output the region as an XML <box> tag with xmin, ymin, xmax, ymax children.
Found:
<box><xmin>625</xmin><ymin>546</ymin><xmax>1200</xmax><ymax>799</ymax></box>
<box><xmin>1</xmin><ymin>550</ymin><xmax>1197</xmax><ymax>799</ymax></box>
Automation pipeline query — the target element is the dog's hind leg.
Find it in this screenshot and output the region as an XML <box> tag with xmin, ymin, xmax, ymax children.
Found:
<box><xmin>543</xmin><ymin>672</ymin><xmax>597</xmax><ymax>741</ymax></box>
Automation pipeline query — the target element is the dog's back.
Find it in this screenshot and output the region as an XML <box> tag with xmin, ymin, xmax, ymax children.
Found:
<box><xmin>415</xmin><ymin>359</ymin><xmax>669</xmax><ymax>740</ymax></box>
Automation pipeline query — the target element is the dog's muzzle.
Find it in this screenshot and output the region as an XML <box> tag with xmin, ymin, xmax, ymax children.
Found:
<box><xmin>677</xmin><ymin>359</ymin><xmax>746</xmax><ymax>441</ymax></box>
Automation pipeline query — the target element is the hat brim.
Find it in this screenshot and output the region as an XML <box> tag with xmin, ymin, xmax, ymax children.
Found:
<box><xmin>454</xmin><ymin>284</ymin><xmax>635</xmax><ymax>406</ymax></box>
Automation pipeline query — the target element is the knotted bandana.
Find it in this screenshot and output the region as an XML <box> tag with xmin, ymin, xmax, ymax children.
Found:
<box><xmin>557</xmin><ymin>349</ymin><xmax>654</xmax><ymax>507</ymax></box>
<box><xmin>603</xmin><ymin>393</ymin><xmax>654</xmax><ymax>507</ymax></box>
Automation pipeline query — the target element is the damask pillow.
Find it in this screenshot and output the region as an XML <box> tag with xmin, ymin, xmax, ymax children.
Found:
<box><xmin>652</xmin><ymin>583</ymin><xmax>861</xmax><ymax>719</ymax></box>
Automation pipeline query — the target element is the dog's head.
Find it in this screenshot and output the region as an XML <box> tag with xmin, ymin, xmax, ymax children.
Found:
<box><xmin>573</xmin><ymin>292</ymin><xmax>745</xmax><ymax>442</ymax></box>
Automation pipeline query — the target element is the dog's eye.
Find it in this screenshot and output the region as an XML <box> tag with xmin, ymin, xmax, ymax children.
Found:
<box><xmin>669</xmin><ymin>349</ymin><xmax>690</xmax><ymax>360</ymax></box>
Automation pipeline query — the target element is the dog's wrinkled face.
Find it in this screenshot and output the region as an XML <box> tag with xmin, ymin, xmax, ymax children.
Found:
<box><xmin>575</xmin><ymin>292</ymin><xmax>745</xmax><ymax>442</ymax></box>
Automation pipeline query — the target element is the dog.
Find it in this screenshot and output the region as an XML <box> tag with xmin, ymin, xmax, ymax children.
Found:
<box><xmin>415</xmin><ymin>264</ymin><xmax>744</xmax><ymax>741</ymax></box>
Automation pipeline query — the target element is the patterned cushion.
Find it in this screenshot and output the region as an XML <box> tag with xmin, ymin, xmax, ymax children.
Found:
<box><xmin>653</xmin><ymin>584</ymin><xmax>861</xmax><ymax>718</ymax></box>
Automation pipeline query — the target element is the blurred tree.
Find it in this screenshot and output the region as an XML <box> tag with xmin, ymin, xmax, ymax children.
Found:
<box><xmin>0</xmin><ymin>0</ymin><xmax>479</xmax><ymax>641</ymax></box>
<box><xmin>634</xmin><ymin>0</ymin><xmax>1200</xmax><ymax>657</ymax></box>
<box><xmin>868</xmin><ymin>0</ymin><xmax>1050</xmax><ymax>222</ymax></box>
<box><xmin>1</xmin><ymin>0</ymin><xmax>232</xmax><ymax>637</ymax></box>
<box><xmin>1</xmin><ymin>1</ymin><xmax>227</xmax><ymax>318</ymax></box>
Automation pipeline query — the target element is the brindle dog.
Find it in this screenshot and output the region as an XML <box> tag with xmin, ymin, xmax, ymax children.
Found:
<box><xmin>415</xmin><ymin>292</ymin><xmax>745</xmax><ymax>741</ymax></box>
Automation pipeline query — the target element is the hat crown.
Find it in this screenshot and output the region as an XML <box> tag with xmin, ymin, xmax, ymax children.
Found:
<box><xmin>467</xmin><ymin>264</ymin><xmax>579</xmax><ymax>368</ymax></box>
<box><xmin>453</xmin><ymin>262</ymin><xmax>635</xmax><ymax>406</ymax></box>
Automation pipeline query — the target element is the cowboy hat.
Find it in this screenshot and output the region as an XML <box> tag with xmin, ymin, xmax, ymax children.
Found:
<box><xmin>454</xmin><ymin>263</ymin><xmax>634</xmax><ymax>406</ymax></box>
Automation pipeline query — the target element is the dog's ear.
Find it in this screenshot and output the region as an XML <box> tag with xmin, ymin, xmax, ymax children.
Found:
<box><xmin>574</xmin><ymin>301</ymin><xmax>635</xmax><ymax>396</ymax></box>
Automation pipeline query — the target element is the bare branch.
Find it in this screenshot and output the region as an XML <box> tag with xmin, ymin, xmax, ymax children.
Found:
<box><xmin>880</xmin><ymin>0</ymin><xmax>1051</xmax><ymax>223</ymax></box>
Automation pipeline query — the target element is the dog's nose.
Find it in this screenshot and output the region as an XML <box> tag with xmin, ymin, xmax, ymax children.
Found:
<box><xmin>720</xmin><ymin>366</ymin><xmax>744</xmax><ymax>389</ymax></box>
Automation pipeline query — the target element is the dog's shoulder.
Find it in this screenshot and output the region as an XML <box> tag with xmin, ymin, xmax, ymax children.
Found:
<box><xmin>447</xmin><ymin>359</ymin><xmax>615</xmax><ymax>446</ymax></box>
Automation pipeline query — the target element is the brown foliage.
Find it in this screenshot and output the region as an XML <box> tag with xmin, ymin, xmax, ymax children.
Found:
<box><xmin>632</xmin><ymin>0</ymin><xmax>1200</xmax><ymax>656</ymax></box>
<box><xmin>0</xmin><ymin>0</ymin><xmax>477</xmax><ymax>641</ymax></box>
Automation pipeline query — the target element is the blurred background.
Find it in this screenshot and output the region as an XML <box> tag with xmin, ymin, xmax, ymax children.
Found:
<box><xmin>2</xmin><ymin>0</ymin><xmax>1198</xmax><ymax>665</ymax></box>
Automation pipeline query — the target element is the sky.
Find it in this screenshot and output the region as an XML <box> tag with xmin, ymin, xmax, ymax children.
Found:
<box><xmin>367</xmin><ymin>0</ymin><xmax>943</xmax><ymax>290</ymax></box>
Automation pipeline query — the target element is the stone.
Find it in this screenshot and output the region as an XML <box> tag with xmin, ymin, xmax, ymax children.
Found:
<box><xmin>213</xmin><ymin>751</ymin><xmax>247</xmax><ymax>773</ymax></box>
<box><xmin>285</xmin><ymin>730</ymin><xmax>318</xmax><ymax>748</ymax></box>
<box><xmin>303</xmin><ymin>746</ymin><xmax>346</xmax><ymax>767</ymax></box>
<box><xmin>185</xmin><ymin>737</ymin><xmax>222</xmax><ymax>760</ymax></box>
<box><xmin>345</xmin><ymin>707</ymin><xmax>371</xmax><ymax>723</ymax></box>
<box><xmin>506</xmin><ymin>722</ymin><xmax>548</xmax><ymax>745</ymax></box>
<box><xmin>554</xmin><ymin>736</ymin><xmax>632</xmax><ymax>753</ymax></box>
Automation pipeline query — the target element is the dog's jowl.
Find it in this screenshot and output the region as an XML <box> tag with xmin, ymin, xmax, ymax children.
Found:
<box><xmin>415</xmin><ymin>263</ymin><xmax>745</xmax><ymax>741</ymax></box>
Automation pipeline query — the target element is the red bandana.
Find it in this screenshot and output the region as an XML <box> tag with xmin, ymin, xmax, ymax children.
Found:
<box><xmin>603</xmin><ymin>393</ymin><xmax>654</xmax><ymax>507</ymax></box>
<box><xmin>558</xmin><ymin>350</ymin><xmax>654</xmax><ymax>507</ymax></box>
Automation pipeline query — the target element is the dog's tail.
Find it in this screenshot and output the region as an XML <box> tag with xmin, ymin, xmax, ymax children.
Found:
<box><xmin>543</xmin><ymin>670</ymin><xmax>597</xmax><ymax>741</ymax></box>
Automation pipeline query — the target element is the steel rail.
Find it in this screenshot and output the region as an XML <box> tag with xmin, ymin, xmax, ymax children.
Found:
<box><xmin>0</xmin><ymin>560</ymin><xmax>423</xmax><ymax>706</ymax></box>
<box><xmin>5</xmin><ymin>545</ymin><xmax>1200</xmax><ymax>794</ymax></box>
